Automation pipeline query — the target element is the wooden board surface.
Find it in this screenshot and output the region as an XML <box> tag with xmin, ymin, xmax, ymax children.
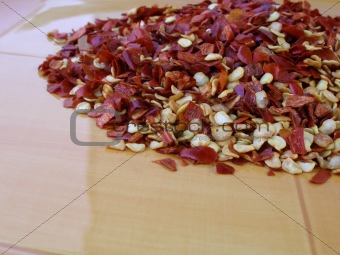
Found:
<box><xmin>0</xmin><ymin>0</ymin><xmax>339</xmax><ymax>254</ymax></box>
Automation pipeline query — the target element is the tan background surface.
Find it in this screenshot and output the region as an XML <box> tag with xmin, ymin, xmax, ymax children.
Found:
<box><xmin>0</xmin><ymin>0</ymin><xmax>339</xmax><ymax>254</ymax></box>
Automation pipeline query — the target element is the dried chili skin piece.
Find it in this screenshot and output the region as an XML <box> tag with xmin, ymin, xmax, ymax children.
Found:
<box><xmin>310</xmin><ymin>169</ymin><xmax>331</xmax><ymax>184</ymax></box>
<box><xmin>179</xmin><ymin>146</ymin><xmax>218</xmax><ymax>164</ymax></box>
<box><xmin>285</xmin><ymin>128</ymin><xmax>307</xmax><ymax>155</ymax></box>
<box><xmin>153</xmin><ymin>158</ymin><xmax>177</xmax><ymax>171</ymax></box>
<box><xmin>183</xmin><ymin>102</ymin><xmax>203</xmax><ymax>122</ymax></box>
<box><xmin>285</xmin><ymin>95</ymin><xmax>314</xmax><ymax>108</ymax></box>
<box><xmin>216</xmin><ymin>163</ymin><xmax>235</xmax><ymax>174</ymax></box>
<box><xmin>237</xmin><ymin>45</ymin><xmax>252</xmax><ymax>65</ymax></box>
<box><xmin>267</xmin><ymin>170</ymin><xmax>275</xmax><ymax>176</ymax></box>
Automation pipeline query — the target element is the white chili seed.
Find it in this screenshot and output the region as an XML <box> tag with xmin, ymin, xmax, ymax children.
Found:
<box><xmin>233</xmin><ymin>144</ymin><xmax>255</xmax><ymax>153</ymax></box>
<box><xmin>214</xmin><ymin>111</ymin><xmax>233</xmax><ymax>125</ymax></box>
<box><xmin>94</xmin><ymin>103</ymin><xmax>102</xmax><ymax>109</ymax></box>
<box><xmin>297</xmin><ymin>161</ymin><xmax>316</xmax><ymax>173</ymax></box>
<box><xmin>126</xmin><ymin>143</ymin><xmax>146</xmax><ymax>152</ymax></box>
<box><xmin>194</xmin><ymin>72</ymin><xmax>209</xmax><ymax>86</ymax></box>
<box><xmin>211</xmin><ymin>125</ymin><xmax>233</xmax><ymax>141</ymax></box>
<box><xmin>319</xmin><ymin>119</ymin><xmax>336</xmax><ymax>135</ymax></box>
<box><xmin>181</xmin><ymin>33</ymin><xmax>195</xmax><ymax>42</ymax></box>
<box><xmin>314</xmin><ymin>133</ymin><xmax>333</xmax><ymax>147</ymax></box>
<box><xmin>178</xmin><ymin>38</ymin><xmax>193</xmax><ymax>48</ymax></box>
<box><xmin>69</xmin><ymin>85</ymin><xmax>83</xmax><ymax>95</ymax></box>
<box><xmin>161</xmin><ymin>108</ymin><xmax>177</xmax><ymax>124</ymax></box>
<box><xmin>104</xmin><ymin>75</ymin><xmax>121</xmax><ymax>84</ymax></box>
<box><xmin>127</xmin><ymin>123</ymin><xmax>138</xmax><ymax>133</ymax></box>
<box><xmin>177</xmin><ymin>130</ymin><xmax>195</xmax><ymax>142</ymax></box>
<box><xmin>265</xmin><ymin>152</ymin><xmax>281</xmax><ymax>168</ymax></box>
<box><xmin>303</xmin><ymin>131</ymin><xmax>314</xmax><ymax>149</ymax></box>
<box><xmin>253</xmin><ymin>137</ymin><xmax>267</xmax><ymax>150</ymax></box>
<box><xmin>208</xmin><ymin>141</ymin><xmax>221</xmax><ymax>153</ymax></box>
<box><xmin>161</xmin><ymin>44</ymin><xmax>171</xmax><ymax>52</ymax></box>
<box><xmin>165</xmin><ymin>16</ymin><xmax>176</xmax><ymax>24</ymax></box>
<box><xmin>176</xmin><ymin>95</ymin><xmax>193</xmax><ymax>105</ymax></box>
<box><xmin>176</xmin><ymin>102</ymin><xmax>190</xmax><ymax>114</ymax></box>
<box><xmin>316</xmin><ymin>79</ymin><xmax>328</xmax><ymax>90</ymax></box>
<box><xmin>254</xmin><ymin>123</ymin><xmax>276</xmax><ymax>138</ymax></box>
<box><xmin>208</xmin><ymin>3</ymin><xmax>218</xmax><ymax>10</ymax></box>
<box><xmin>255</xmin><ymin>90</ymin><xmax>269</xmax><ymax>109</ymax></box>
<box><xmin>268</xmin><ymin>135</ymin><xmax>286</xmax><ymax>150</ymax></box>
<box><xmin>200</xmin><ymin>103</ymin><xmax>213</xmax><ymax>116</ymax></box>
<box><xmin>93</xmin><ymin>58</ymin><xmax>106</xmax><ymax>69</ymax></box>
<box><xmin>149</xmin><ymin>141</ymin><xmax>166</xmax><ymax>150</ymax></box>
<box><xmin>189</xmin><ymin>118</ymin><xmax>203</xmax><ymax>132</ymax></box>
<box><xmin>218</xmin><ymin>89</ymin><xmax>233</xmax><ymax>98</ymax></box>
<box><xmin>270</xmin><ymin>28</ymin><xmax>285</xmax><ymax>38</ymax></box>
<box><xmin>191</xmin><ymin>134</ymin><xmax>211</xmax><ymax>147</ymax></box>
<box><xmin>228</xmin><ymin>67</ymin><xmax>244</xmax><ymax>82</ymax></box>
<box><xmin>328</xmin><ymin>155</ymin><xmax>340</xmax><ymax>170</ymax></box>
<box><xmin>334</xmin><ymin>138</ymin><xmax>340</xmax><ymax>152</ymax></box>
<box><xmin>260</xmin><ymin>73</ymin><xmax>274</xmax><ymax>84</ymax></box>
<box><xmin>76</xmin><ymin>102</ymin><xmax>91</xmax><ymax>112</ymax></box>
<box><xmin>266</xmin><ymin>11</ymin><xmax>280</xmax><ymax>22</ymax></box>
<box><xmin>222</xmin><ymin>145</ymin><xmax>239</xmax><ymax>158</ymax></box>
<box><xmin>205</xmin><ymin>53</ymin><xmax>223</xmax><ymax>61</ymax></box>
<box><xmin>268</xmin><ymin>21</ymin><xmax>282</xmax><ymax>32</ymax></box>
<box><xmin>218</xmin><ymin>153</ymin><xmax>233</xmax><ymax>162</ymax></box>
<box><xmin>107</xmin><ymin>140</ymin><xmax>126</xmax><ymax>151</ymax></box>
<box><xmin>282</xmin><ymin>158</ymin><xmax>303</xmax><ymax>174</ymax></box>
<box><xmin>322</xmin><ymin>90</ymin><xmax>339</xmax><ymax>103</ymax></box>
<box><xmin>102</xmin><ymin>84</ymin><xmax>114</xmax><ymax>98</ymax></box>
<box><xmin>281</xmin><ymin>150</ymin><xmax>298</xmax><ymax>160</ymax></box>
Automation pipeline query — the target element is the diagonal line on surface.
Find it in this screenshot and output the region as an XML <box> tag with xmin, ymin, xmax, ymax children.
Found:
<box><xmin>0</xmin><ymin>152</ymin><xmax>140</xmax><ymax>255</ymax></box>
<box><xmin>233</xmin><ymin>174</ymin><xmax>340</xmax><ymax>255</ymax></box>
<box><xmin>2</xmin><ymin>0</ymin><xmax>340</xmax><ymax>254</ymax></box>
<box><xmin>1</xmin><ymin>1</ymin><xmax>64</xmax><ymax>49</ymax></box>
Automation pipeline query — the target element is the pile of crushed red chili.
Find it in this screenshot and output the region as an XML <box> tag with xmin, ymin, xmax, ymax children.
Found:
<box><xmin>39</xmin><ymin>0</ymin><xmax>340</xmax><ymax>183</ymax></box>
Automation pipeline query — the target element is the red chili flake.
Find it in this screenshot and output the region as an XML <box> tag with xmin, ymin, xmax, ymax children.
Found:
<box><xmin>285</xmin><ymin>128</ymin><xmax>307</xmax><ymax>155</ymax></box>
<box><xmin>314</xmin><ymin>103</ymin><xmax>331</xmax><ymax>118</ymax></box>
<box><xmin>244</xmin><ymin>63</ymin><xmax>264</xmax><ymax>78</ymax></box>
<box><xmin>153</xmin><ymin>158</ymin><xmax>177</xmax><ymax>171</ymax></box>
<box><xmin>216</xmin><ymin>162</ymin><xmax>235</xmax><ymax>174</ymax></box>
<box><xmin>69</xmin><ymin>26</ymin><xmax>87</xmax><ymax>42</ymax></box>
<box><xmin>310</xmin><ymin>169</ymin><xmax>331</xmax><ymax>184</ymax></box>
<box><xmin>107</xmin><ymin>125</ymin><xmax>127</xmax><ymax>137</ymax></box>
<box><xmin>234</xmin><ymin>84</ymin><xmax>245</xmax><ymax>97</ymax></box>
<box><xmin>157</xmin><ymin>146</ymin><xmax>181</xmax><ymax>154</ymax></box>
<box><xmin>237</xmin><ymin>45</ymin><xmax>252</xmax><ymax>65</ymax></box>
<box><xmin>282</xmin><ymin>25</ymin><xmax>304</xmax><ymax>37</ymax></box>
<box><xmin>228</xmin><ymin>141</ymin><xmax>239</xmax><ymax>155</ymax></box>
<box><xmin>63</xmin><ymin>98</ymin><xmax>83</xmax><ymax>108</ymax></box>
<box><xmin>285</xmin><ymin>95</ymin><xmax>315</xmax><ymax>108</ymax></box>
<box><xmin>179</xmin><ymin>146</ymin><xmax>218</xmax><ymax>164</ymax></box>
<box><xmin>233</xmin><ymin>116</ymin><xmax>249</xmax><ymax>124</ymax></box>
<box><xmin>197</xmin><ymin>43</ymin><xmax>215</xmax><ymax>55</ymax></box>
<box><xmin>267</xmin><ymin>169</ymin><xmax>275</xmax><ymax>176</ymax></box>
<box><xmin>334</xmin><ymin>131</ymin><xmax>340</xmax><ymax>140</ymax></box>
<box><xmin>253</xmin><ymin>148</ymin><xmax>274</xmax><ymax>162</ymax></box>
<box><xmin>231</xmin><ymin>157</ymin><xmax>247</xmax><ymax>165</ymax></box>
<box><xmin>177</xmin><ymin>155</ymin><xmax>189</xmax><ymax>166</ymax></box>
<box><xmin>183</xmin><ymin>101</ymin><xmax>203</xmax><ymax>122</ymax></box>
<box><xmin>128</xmin><ymin>132</ymin><xmax>143</xmax><ymax>143</ymax></box>
<box><xmin>161</xmin><ymin>130</ymin><xmax>174</xmax><ymax>144</ymax></box>
<box><xmin>289</xmin><ymin>81</ymin><xmax>304</xmax><ymax>96</ymax></box>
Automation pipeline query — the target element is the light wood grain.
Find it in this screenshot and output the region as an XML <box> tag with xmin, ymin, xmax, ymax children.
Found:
<box><xmin>0</xmin><ymin>0</ymin><xmax>339</xmax><ymax>255</ymax></box>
